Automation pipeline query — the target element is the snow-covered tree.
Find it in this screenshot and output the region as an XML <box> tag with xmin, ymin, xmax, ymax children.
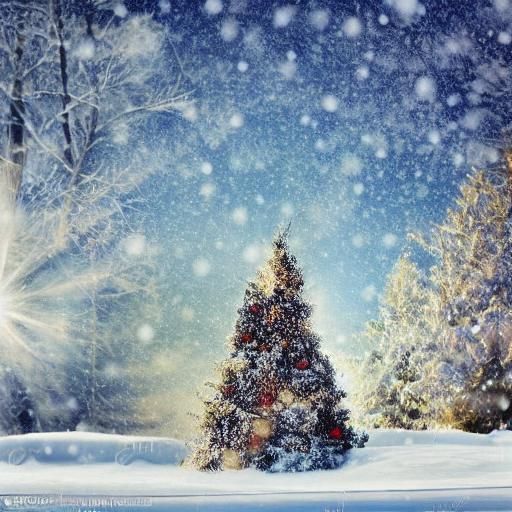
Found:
<box><xmin>0</xmin><ymin>1</ymin><xmax>187</xmax><ymax>434</ymax></box>
<box><xmin>447</xmin><ymin>354</ymin><xmax>512</xmax><ymax>433</ymax></box>
<box><xmin>428</xmin><ymin>156</ymin><xmax>512</xmax><ymax>432</ymax></box>
<box><xmin>354</xmin><ymin>152</ymin><xmax>512</xmax><ymax>433</ymax></box>
<box><xmin>191</xmin><ymin>229</ymin><xmax>367</xmax><ymax>472</ymax></box>
<box><xmin>353</xmin><ymin>256</ymin><xmax>439</xmax><ymax>429</ymax></box>
<box><xmin>0</xmin><ymin>0</ymin><xmax>188</xmax><ymax>243</ymax></box>
<box><xmin>60</xmin><ymin>241</ymin><xmax>162</xmax><ymax>433</ymax></box>
<box><xmin>0</xmin><ymin>369</ymin><xmax>38</xmax><ymax>435</ymax></box>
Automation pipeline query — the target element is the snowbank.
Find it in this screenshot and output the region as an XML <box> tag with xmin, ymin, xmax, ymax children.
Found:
<box><xmin>0</xmin><ymin>429</ymin><xmax>510</xmax><ymax>510</ymax></box>
<box><xmin>0</xmin><ymin>431</ymin><xmax>187</xmax><ymax>466</ymax></box>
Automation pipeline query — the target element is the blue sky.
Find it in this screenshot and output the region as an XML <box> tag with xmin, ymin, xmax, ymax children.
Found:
<box><xmin>126</xmin><ymin>0</ymin><xmax>512</xmax><ymax>381</ymax></box>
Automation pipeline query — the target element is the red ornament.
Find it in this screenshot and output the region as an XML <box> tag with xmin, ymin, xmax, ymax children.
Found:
<box><xmin>295</xmin><ymin>359</ymin><xmax>310</xmax><ymax>370</ymax></box>
<box><xmin>241</xmin><ymin>333</ymin><xmax>252</xmax><ymax>343</ymax></box>
<box><xmin>258</xmin><ymin>392</ymin><xmax>275</xmax><ymax>408</ymax></box>
<box><xmin>328</xmin><ymin>426</ymin><xmax>343</xmax><ymax>440</ymax></box>
<box><xmin>248</xmin><ymin>434</ymin><xmax>263</xmax><ymax>450</ymax></box>
<box><xmin>249</xmin><ymin>304</ymin><xmax>263</xmax><ymax>315</ymax></box>
<box><xmin>222</xmin><ymin>384</ymin><xmax>235</xmax><ymax>396</ymax></box>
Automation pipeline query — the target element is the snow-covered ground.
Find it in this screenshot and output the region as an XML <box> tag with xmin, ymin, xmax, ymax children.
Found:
<box><xmin>0</xmin><ymin>429</ymin><xmax>511</xmax><ymax>511</ymax></box>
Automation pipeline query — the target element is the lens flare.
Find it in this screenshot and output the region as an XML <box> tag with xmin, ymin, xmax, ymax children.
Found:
<box><xmin>0</xmin><ymin>290</ymin><xmax>7</xmax><ymax>327</ymax></box>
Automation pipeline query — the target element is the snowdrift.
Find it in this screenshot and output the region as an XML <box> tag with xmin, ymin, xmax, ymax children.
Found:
<box><xmin>0</xmin><ymin>429</ymin><xmax>510</xmax><ymax>511</ymax></box>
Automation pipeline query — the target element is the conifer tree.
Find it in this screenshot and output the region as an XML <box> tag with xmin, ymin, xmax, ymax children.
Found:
<box><xmin>191</xmin><ymin>229</ymin><xmax>367</xmax><ymax>472</ymax></box>
<box><xmin>449</xmin><ymin>353</ymin><xmax>512</xmax><ymax>432</ymax></box>
<box><xmin>0</xmin><ymin>370</ymin><xmax>39</xmax><ymax>435</ymax></box>
<box><xmin>353</xmin><ymin>256</ymin><xmax>438</xmax><ymax>429</ymax></box>
<box><xmin>353</xmin><ymin>153</ymin><xmax>512</xmax><ymax>433</ymax></box>
<box><xmin>429</xmin><ymin>155</ymin><xmax>512</xmax><ymax>432</ymax></box>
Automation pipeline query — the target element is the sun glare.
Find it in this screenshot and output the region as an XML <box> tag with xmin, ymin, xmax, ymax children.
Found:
<box><xmin>0</xmin><ymin>288</ymin><xmax>8</xmax><ymax>328</ymax></box>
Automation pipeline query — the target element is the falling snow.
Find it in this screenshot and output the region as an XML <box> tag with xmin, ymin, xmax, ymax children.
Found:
<box><xmin>1</xmin><ymin>0</ymin><xmax>512</xmax><ymax>499</ymax></box>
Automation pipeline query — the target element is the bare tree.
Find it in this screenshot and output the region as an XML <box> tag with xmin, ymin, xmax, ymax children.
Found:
<box><xmin>0</xmin><ymin>1</ymin><xmax>189</xmax><ymax>434</ymax></box>
<box><xmin>0</xmin><ymin>2</ymin><xmax>49</xmax><ymax>199</ymax></box>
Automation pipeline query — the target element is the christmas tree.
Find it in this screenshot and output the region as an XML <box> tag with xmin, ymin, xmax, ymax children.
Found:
<box><xmin>191</xmin><ymin>229</ymin><xmax>367</xmax><ymax>472</ymax></box>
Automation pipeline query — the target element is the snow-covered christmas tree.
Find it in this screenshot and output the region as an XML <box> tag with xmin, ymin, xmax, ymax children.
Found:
<box><xmin>191</xmin><ymin>228</ymin><xmax>367</xmax><ymax>472</ymax></box>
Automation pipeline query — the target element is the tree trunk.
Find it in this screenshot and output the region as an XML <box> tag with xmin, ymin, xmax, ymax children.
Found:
<box><xmin>52</xmin><ymin>0</ymin><xmax>74</xmax><ymax>167</ymax></box>
<box><xmin>54</xmin><ymin>0</ymin><xmax>100</xmax><ymax>249</ymax></box>
<box><xmin>5</xmin><ymin>27</ymin><xmax>27</xmax><ymax>201</ymax></box>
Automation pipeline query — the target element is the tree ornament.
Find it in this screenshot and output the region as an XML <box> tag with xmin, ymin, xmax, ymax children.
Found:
<box><xmin>241</xmin><ymin>333</ymin><xmax>252</xmax><ymax>343</ymax></box>
<box><xmin>248</xmin><ymin>433</ymin><xmax>263</xmax><ymax>451</ymax></box>
<box><xmin>222</xmin><ymin>384</ymin><xmax>235</xmax><ymax>396</ymax></box>
<box><xmin>258</xmin><ymin>391</ymin><xmax>275</xmax><ymax>408</ymax></box>
<box><xmin>281</xmin><ymin>339</ymin><xmax>290</xmax><ymax>349</ymax></box>
<box><xmin>249</xmin><ymin>303</ymin><xmax>263</xmax><ymax>315</ymax></box>
<box><xmin>252</xmin><ymin>418</ymin><xmax>272</xmax><ymax>439</ymax></box>
<box><xmin>278</xmin><ymin>389</ymin><xmax>295</xmax><ymax>406</ymax></box>
<box><xmin>295</xmin><ymin>359</ymin><xmax>310</xmax><ymax>370</ymax></box>
<box><xmin>328</xmin><ymin>426</ymin><xmax>343</xmax><ymax>440</ymax></box>
<box><xmin>222</xmin><ymin>449</ymin><xmax>242</xmax><ymax>470</ymax></box>
<box><xmin>258</xmin><ymin>343</ymin><xmax>271</xmax><ymax>352</ymax></box>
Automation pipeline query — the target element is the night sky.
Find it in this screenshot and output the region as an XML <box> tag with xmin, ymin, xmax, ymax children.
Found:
<box><xmin>122</xmin><ymin>0</ymin><xmax>512</xmax><ymax>431</ymax></box>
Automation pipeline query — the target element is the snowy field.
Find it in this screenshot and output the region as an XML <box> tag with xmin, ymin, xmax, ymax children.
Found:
<box><xmin>0</xmin><ymin>429</ymin><xmax>511</xmax><ymax>511</ymax></box>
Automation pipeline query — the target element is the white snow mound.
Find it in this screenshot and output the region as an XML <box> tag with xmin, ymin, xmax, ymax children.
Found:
<box><xmin>0</xmin><ymin>429</ymin><xmax>510</xmax><ymax>510</ymax></box>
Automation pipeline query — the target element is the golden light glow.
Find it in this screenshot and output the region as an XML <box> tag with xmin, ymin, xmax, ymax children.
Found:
<box><xmin>252</xmin><ymin>417</ymin><xmax>272</xmax><ymax>438</ymax></box>
<box><xmin>222</xmin><ymin>449</ymin><xmax>242</xmax><ymax>470</ymax></box>
<box><xmin>278</xmin><ymin>389</ymin><xmax>295</xmax><ymax>406</ymax></box>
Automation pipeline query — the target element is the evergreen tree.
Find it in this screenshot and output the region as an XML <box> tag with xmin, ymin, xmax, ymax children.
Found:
<box><xmin>448</xmin><ymin>352</ymin><xmax>512</xmax><ymax>433</ymax></box>
<box><xmin>353</xmin><ymin>256</ymin><xmax>439</xmax><ymax>429</ymax></box>
<box><xmin>191</xmin><ymin>230</ymin><xmax>367</xmax><ymax>472</ymax></box>
<box><xmin>429</xmin><ymin>158</ymin><xmax>512</xmax><ymax>432</ymax></box>
<box><xmin>0</xmin><ymin>370</ymin><xmax>39</xmax><ymax>435</ymax></box>
<box><xmin>355</xmin><ymin>154</ymin><xmax>512</xmax><ymax>433</ymax></box>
